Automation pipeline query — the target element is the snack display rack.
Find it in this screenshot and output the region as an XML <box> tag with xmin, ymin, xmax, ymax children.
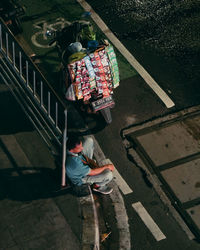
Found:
<box><xmin>67</xmin><ymin>44</ymin><xmax>120</xmax><ymax>103</ymax></box>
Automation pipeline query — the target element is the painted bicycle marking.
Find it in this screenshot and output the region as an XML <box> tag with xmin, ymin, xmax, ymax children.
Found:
<box><xmin>31</xmin><ymin>17</ymin><xmax>71</xmax><ymax>48</ymax></box>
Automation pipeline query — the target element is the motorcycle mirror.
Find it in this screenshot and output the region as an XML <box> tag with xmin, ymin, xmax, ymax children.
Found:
<box><xmin>46</xmin><ymin>30</ymin><xmax>55</xmax><ymax>37</ymax></box>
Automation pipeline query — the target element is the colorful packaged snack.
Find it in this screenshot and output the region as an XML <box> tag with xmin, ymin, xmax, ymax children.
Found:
<box><xmin>89</xmin><ymin>79</ymin><xmax>96</xmax><ymax>89</ymax></box>
<box><xmin>105</xmin><ymin>45</ymin><xmax>120</xmax><ymax>88</ymax></box>
<box><xmin>83</xmin><ymin>94</ymin><xmax>91</xmax><ymax>102</ymax></box>
<box><xmin>84</xmin><ymin>56</ymin><xmax>95</xmax><ymax>79</ymax></box>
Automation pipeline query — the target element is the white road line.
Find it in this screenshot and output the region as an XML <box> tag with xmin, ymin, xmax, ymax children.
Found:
<box><xmin>113</xmin><ymin>168</ymin><xmax>133</xmax><ymax>195</ymax></box>
<box><xmin>132</xmin><ymin>202</ymin><xmax>166</xmax><ymax>241</ymax></box>
<box><xmin>98</xmin><ymin>157</ymin><xmax>133</xmax><ymax>195</ymax></box>
<box><xmin>77</xmin><ymin>0</ymin><xmax>175</xmax><ymax>109</ymax></box>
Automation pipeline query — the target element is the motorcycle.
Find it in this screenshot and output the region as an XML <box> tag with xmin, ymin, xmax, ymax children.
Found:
<box><xmin>47</xmin><ymin>20</ymin><xmax>119</xmax><ymax>124</ymax></box>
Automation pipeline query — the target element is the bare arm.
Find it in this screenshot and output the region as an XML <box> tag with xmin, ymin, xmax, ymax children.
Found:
<box><xmin>88</xmin><ymin>164</ymin><xmax>114</xmax><ymax>176</ymax></box>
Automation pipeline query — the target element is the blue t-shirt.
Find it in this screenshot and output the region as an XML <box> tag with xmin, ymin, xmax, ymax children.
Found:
<box><xmin>66</xmin><ymin>152</ymin><xmax>90</xmax><ymax>186</ymax></box>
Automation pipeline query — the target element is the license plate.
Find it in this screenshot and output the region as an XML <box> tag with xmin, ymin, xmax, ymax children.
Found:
<box><xmin>91</xmin><ymin>96</ymin><xmax>115</xmax><ymax>111</ymax></box>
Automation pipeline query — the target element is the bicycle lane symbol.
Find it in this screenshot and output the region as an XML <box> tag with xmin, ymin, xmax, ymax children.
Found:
<box><xmin>31</xmin><ymin>17</ymin><xmax>71</xmax><ymax>48</ymax></box>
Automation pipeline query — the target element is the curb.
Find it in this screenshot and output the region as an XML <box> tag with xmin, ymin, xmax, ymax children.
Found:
<box><xmin>79</xmin><ymin>185</ymin><xmax>99</xmax><ymax>250</ymax></box>
<box><xmin>122</xmin><ymin>105</ymin><xmax>200</xmax><ymax>241</ymax></box>
<box><xmin>79</xmin><ymin>135</ymin><xmax>131</xmax><ymax>250</ymax></box>
<box><xmin>127</xmin><ymin>148</ymin><xmax>195</xmax><ymax>240</ymax></box>
<box><xmin>122</xmin><ymin>105</ymin><xmax>200</xmax><ymax>137</ymax></box>
<box><xmin>92</xmin><ymin>135</ymin><xmax>131</xmax><ymax>250</ymax></box>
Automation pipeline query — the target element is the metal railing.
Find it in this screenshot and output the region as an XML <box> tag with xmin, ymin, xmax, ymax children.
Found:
<box><xmin>0</xmin><ymin>18</ymin><xmax>67</xmax><ymax>186</ymax></box>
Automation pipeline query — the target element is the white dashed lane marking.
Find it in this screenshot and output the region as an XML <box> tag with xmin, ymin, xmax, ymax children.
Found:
<box><xmin>113</xmin><ymin>168</ymin><xmax>133</xmax><ymax>195</ymax></box>
<box><xmin>97</xmin><ymin>157</ymin><xmax>133</xmax><ymax>195</ymax></box>
<box><xmin>132</xmin><ymin>202</ymin><xmax>166</xmax><ymax>241</ymax></box>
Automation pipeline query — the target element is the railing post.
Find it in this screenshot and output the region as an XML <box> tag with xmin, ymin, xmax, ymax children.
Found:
<box><xmin>26</xmin><ymin>60</ymin><xmax>29</xmax><ymax>86</ymax></box>
<box><xmin>33</xmin><ymin>71</ymin><xmax>36</xmax><ymax>96</ymax></box>
<box><xmin>61</xmin><ymin>110</ymin><xmax>68</xmax><ymax>187</ymax></box>
<box><xmin>55</xmin><ymin>102</ymin><xmax>58</xmax><ymax>128</ymax></box>
<box><xmin>19</xmin><ymin>51</ymin><xmax>22</xmax><ymax>76</ymax></box>
<box><xmin>0</xmin><ymin>24</ymin><xmax>2</xmax><ymax>49</ymax></box>
<box><xmin>6</xmin><ymin>32</ymin><xmax>9</xmax><ymax>57</ymax></box>
<box><xmin>40</xmin><ymin>81</ymin><xmax>43</xmax><ymax>106</ymax></box>
<box><xmin>48</xmin><ymin>91</ymin><xmax>51</xmax><ymax>117</ymax></box>
<box><xmin>12</xmin><ymin>41</ymin><xmax>15</xmax><ymax>67</ymax></box>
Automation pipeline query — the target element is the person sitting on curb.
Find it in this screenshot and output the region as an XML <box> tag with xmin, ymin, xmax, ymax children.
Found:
<box><xmin>66</xmin><ymin>134</ymin><xmax>114</xmax><ymax>195</ymax></box>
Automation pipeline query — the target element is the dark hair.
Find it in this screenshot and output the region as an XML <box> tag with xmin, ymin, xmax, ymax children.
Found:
<box><xmin>67</xmin><ymin>134</ymin><xmax>81</xmax><ymax>150</ymax></box>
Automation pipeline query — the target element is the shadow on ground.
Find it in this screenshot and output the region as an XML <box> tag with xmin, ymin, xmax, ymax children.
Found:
<box><xmin>0</xmin><ymin>167</ymin><xmax>74</xmax><ymax>201</ymax></box>
<box><xmin>0</xmin><ymin>91</ymin><xmax>33</xmax><ymax>135</ymax></box>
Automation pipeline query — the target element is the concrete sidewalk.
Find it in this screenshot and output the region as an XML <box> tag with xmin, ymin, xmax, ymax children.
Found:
<box><xmin>122</xmin><ymin>105</ymin><xmax>200</xmax><ymax>242</ymax></box>
<box><xmin>0</xmin><ymin>126</ymin><xmax>81</xmax><ymax>249</ymax></box>
<box><xmin>0</xmin><ymin>85</ymin><xmax>81</xmax><ymax>249</ymax></box>
<box><xmin>0</xmin><ymin>84</ymin><xmax>129</xmax><ymax>250</ymax></box>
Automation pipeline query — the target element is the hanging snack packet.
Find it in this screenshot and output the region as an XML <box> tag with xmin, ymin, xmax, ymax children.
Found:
<box><xmin>74</xmin><ymin>74</ymin><xmax>83</xmax><ymax>99</ymax></box>
<box><xmin>84</xmin><ymin>55</ymin><xmax>95</xmax><ymax>79</ymax></box>
<box><xmin>68</xmin><ymin>63</ymin><xmax>76</xmax><ymax>82</ymax></box>
<box><xmin>89</xmin><ymin>78</ymin><xmax>96</xmax><ymax>89</ymax></box>
<box><xmin>105</xmin><ymin>45</ymin><xmax>120</xmax><ymax>88</ymax></box>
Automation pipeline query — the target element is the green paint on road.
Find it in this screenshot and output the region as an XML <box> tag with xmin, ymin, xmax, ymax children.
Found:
<box><xmin>18</xmin><ymin>0</ymin><xmax>137</xmax><ymax>84</ymax></box>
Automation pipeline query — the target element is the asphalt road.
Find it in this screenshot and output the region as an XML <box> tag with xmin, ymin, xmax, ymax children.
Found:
<box><xmin>92</xmin><ymin>76</ymin><xmax>199</xmax><ymax>250</ymax></box>
<box><xmin>75</xmin><ymin>1</ymin><xmax>200</xmax><ymax>249</ymax></box>
<box><xmin>86</xmin><ymin>0</ymin><xmax>200</xmax><ymax>109</ymax></box>
<box><xmin>6</xmin><ymin>0</ymin><xmax>200</xmax><ymax>249</ymax></box>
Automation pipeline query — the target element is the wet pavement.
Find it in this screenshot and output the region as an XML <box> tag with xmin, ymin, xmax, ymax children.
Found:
<box><xmin>87</xmin><ymin>0</ymin><xmax>200</xmax><ymax>80</ymax></box>
<box><xmin>123</xmin><ymin>105</ymin><xmax>200</xmax><ymax>241</ymax></box>
<box><xmin>86</xmin><ymin>0</ymin><xmax>200</xmax><ymax>108</ymax></box>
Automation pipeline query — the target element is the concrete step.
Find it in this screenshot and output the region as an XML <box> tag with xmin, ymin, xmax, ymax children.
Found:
<box><xmin>1</xmin><ymin>134</ymin><xmax>32</xmax><ymax>168</ymax></box>
<box><xmin>0</xmin><ymin>133</ymin><xmax>81</xmax><ymax>250</ymax></box>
